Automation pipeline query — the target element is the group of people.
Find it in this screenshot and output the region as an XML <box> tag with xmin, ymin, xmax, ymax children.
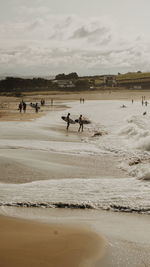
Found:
<box><xmin>66</xmin><ymin>113</ymin><xmax>83</xmax><ymax>132</ymax></box>
<box><xmin>18</xmin><ymin>100</ymin><xmax>27</xmax><ymax>113</ymax></box>
<box><xmin>80</xmin><ymin>98</ymin><xmax>85</xmax><ymax>104</ymax></box>
<box><xmin>30</xmin><ymin>102</ymin><xmax>40</xmax><ymax>113</ymax></box>
<box><xmin>18</xmin><ymin>98</ymin><xmax>55</xmax><ymax>114</ymax></box>
<box><xmin>18</xmin><ymin>100</ymin><xmax>40</xmax><ymax>113</ymax></box>
<box><xmin>141</xmin><ymin>96</ymin><xmax>148</xmax><ymax>106</ymax></box>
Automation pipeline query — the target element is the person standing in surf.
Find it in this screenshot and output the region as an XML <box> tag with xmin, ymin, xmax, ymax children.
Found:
<box><xmin>78</xmin><ymin>114</ymin><xmax>83</xmax><ymax>132</ymax></box>
<box><xmin>66</xmin><ymin>113</ymin><xmax>70</xmax><ymax>130</ymax></box>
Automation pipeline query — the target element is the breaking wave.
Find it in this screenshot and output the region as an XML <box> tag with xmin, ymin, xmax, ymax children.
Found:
<box><xmin>0</xmin><ymin>201</ymin><xmax>150</xmax><ymax>214</ymax></box>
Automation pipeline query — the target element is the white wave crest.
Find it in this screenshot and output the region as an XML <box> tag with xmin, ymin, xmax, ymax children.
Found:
<box><xmin>136</xmin><ymin>136</ymin><xmax>150</xmax><ymax>151</ymax></box>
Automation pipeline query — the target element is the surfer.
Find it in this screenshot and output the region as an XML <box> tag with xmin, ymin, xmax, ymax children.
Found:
<box><xmin>121</xmin><ymin>104</ymin><xmax>126</xmax><ymax>108</ymax></box>
<box><xmin>78</xmin><ymin>115</ymin><xmax>83</xmax><ymax>132</ymax></box>
<box><xmin>66</xmin><ymin>113</ymin><xmax>70</xmax><ymax>130</ymax></box>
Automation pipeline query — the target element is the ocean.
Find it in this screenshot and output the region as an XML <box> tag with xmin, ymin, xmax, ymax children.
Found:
<box><xmin>0</xmin><ymin>100</ymin><xmax>150</xmax><ymax>215</ymax></box>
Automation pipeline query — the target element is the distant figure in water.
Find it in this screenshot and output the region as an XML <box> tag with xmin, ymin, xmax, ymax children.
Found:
<box><xmin>121</xmin><ymin>104</ymin><xmax>127</xmax><ymax>108</ymax></box>
<box><xmin>66</xmin><ymin>113</ymin><xmax>70</xmax><ymax>130</ymax></box>
<box><xmin>18</xmin><ymin>102</ymin><xmax>22</xmax><ymax>113</ymax></box>
<box><xmin>143</xmin><ymin>112</ymin><xmax>147</xmax><ymax>115</ymax></box>
<box><xmin>132</xmin><ymin>99</ymin><xmax>134</xmax><ymax>104</ymax></box>
<box><xmin>78</xmin><ymin>114</ymin><xmax>83</xmax><ymax>132</ymax></box>
<box><xmin>145</xmin><ymin>101</ymin><xmax>148</xmax><ymax>106</ymax></box>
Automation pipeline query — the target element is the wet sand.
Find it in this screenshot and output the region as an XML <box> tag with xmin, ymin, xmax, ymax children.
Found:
<box><xmin>0</xmin><ymin>208</ymin><xmax>149</xmax><ymax>267</ymax></box>
<box><xmin>1</xmin><ymin>88</ymin><xmax>150</xmax><ymax>121</ymax></box>
<box><xmin>0</xmin><ymin>215</ymin><xmax>105</xmax><ymax>267</ymax></box>
<box><xmin>0</xmin><ymin>150</ymin><xmax>127</xmax><ymax>183</ymax></box>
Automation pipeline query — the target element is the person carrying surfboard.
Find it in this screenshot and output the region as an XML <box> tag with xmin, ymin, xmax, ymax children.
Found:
<box><xmin>66</xmin><ymin>113</ymin><xmax>70</xmax><ymax>130</ymax></box>
<box><xmin>78</xmin><ymin>115</ymin><xmax>83</xmax><ymax>132</ymax></box>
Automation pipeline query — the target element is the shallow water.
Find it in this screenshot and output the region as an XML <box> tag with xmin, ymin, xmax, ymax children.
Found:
<box><xmin>0</xmin><ymin>177</ymin><xmax>149</xmax><ymax>213</ymax></box>
<box><xmin>0</xmin><ymin>100</ymin><xmax>150</xmax><ymax>214</ymax></box>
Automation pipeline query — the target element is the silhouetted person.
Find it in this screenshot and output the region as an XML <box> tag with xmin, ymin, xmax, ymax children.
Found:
<box><xmin>132</xmin><ymin>99</ymin><xmax>134</xmax><ymax>104</ymax></box>
<box><xmin>35</xmin><ymin>103</ymin><xmax>39</xmax><ymax>113</ymax></box>
<box><xmin>18</xmin><ymin>102</ymin><xmax>22</xmax><ymax>113</ymax></box>
<box><xmin>83</xmin><ymin>98</ymin><xmax>85</xmax><ymax>104</ymax></box>
<box><xmin>121</xmin><ymin>104</ymin><xmax>126</xmax><ymax>108</ymax></box>
<box><xmin>78</xmin><ymin>115</ymin><xmax>83</xmax><ymax>132</ymax></box>
<box><xmin>22</xmin><ymin>101</ymin><xmax>26</xmax><ymax>113</ymax></box>
<box><xmin>41</xmin><ymin>99</ymin><xmax>45</xmax><ymax>106</ymax></box>
<box><xmin>66</xmin><ymin>113</ymin><xmax>70</xmax><ymax>130</ymax></box>
<box><xmin>145</xmin><ymin>101</ymin><xmax>148</xmax><ymax>106</ymax></box>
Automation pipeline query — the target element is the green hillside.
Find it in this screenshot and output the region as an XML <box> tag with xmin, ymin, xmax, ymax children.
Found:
<box><xmin>116</xmin><ymin>72</ymin><xmax>150</xmax><ymax>81</ymax></box>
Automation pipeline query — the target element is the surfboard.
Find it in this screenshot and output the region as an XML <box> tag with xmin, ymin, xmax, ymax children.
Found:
<box><xmin>61</xmin><ymin>116</ymin><xmax>76</xmax><ymax>124</ymax></box>
<box><xmin>75</xmin><ymin>119</ymin><xmax>91</xmax><ymax>124</ymax></box>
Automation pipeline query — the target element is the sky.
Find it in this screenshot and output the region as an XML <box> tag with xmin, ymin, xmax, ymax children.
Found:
<box><xmin>0</xmin><ymin>0</ymin><xmax>150</xmax><ymax>76</ymax></box>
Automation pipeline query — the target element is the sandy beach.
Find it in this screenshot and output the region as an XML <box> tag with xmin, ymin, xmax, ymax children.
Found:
<box><xmin>0</xmin><ymin>90</ymin><xmax>150</xmax><ymax>267</ymax></box>
<box><xmin>0</xmin><ymin>215</ymin><xmax>105</xmax><ymax>267</ymax></box>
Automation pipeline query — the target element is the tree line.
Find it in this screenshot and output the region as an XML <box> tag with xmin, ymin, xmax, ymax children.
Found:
<box><xmin>0</xmin><ymin>74</ymin><xmax>90</xmax><ymax>94</ymax></box>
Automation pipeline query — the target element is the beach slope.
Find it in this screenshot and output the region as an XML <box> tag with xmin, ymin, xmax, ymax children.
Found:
<box><xmin>0</xmin><ymin>216</ymin><xmax>105</xmax><ymax>267</ymax></box>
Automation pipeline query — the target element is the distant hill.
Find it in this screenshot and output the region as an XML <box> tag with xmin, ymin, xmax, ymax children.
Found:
<box><xmin>116</xmin><ymin>72</ymin><xmax>150</xmax><ymax>81</ymax></box>
<box><xmin>115</xmin><ymin>72</ymin><xmax>150</xmax><ymax>88</ymax></box>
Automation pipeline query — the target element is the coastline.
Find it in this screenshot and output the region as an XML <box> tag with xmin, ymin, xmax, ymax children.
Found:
<box><xmin>0</xmin><ymin>91</ymin><xmax>150</xmax><ymax>266</ymax></box>
<box><xmin>1</xmin><ymin>88</ymin><xmax>150</xmax><ymax>122</ymax></box>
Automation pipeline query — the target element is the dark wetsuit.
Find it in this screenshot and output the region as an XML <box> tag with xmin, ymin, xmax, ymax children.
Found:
<box><xmin>78</xmin><ymin>115</ymin><xmax>83</xmax><ymax>132</ymax></box>
<box><xmin>66</xmin><ymin>114</ymin><xmax>70</xmax><ymax>130</ymax></box>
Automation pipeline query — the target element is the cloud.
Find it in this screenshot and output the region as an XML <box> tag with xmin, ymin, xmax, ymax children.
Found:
<box><xmin>0</xmin><ymin>8</ymin><xmax>150</xmax><ymax>75</ymax></box>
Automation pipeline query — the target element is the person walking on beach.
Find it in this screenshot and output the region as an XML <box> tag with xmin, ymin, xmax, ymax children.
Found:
<box><xmin>78</xmin><ymin>115</ymin><xmax>83</xmax><ymax>132</ymax></box>
<box><xmin>18</xmin><ymin>102</ymin><xmax>22</xmax><ymax>113</ymax></box>
<box><xmin>41</xmin><ymin>99</ymin><xmax>45</xmax><ymax>106</ymax></box>
<box><xmin>35</xmin><ymin>103</ymin><xmax>39</xmax><ymax>113</ymax></box>
<box><xmin>66</xmin><ymin>113</ymin><xmax>70</xmax><ymax>130</ymax></box>
<box><xmin>22</xmin><ymin>101</ymin><xmax>27</xmax><ymax>113</ymax></box>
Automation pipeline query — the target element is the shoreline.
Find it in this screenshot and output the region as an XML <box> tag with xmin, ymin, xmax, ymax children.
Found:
<box><xmin>0</xmin><ymin>208</ymin><xmax>150</xmax><ymax>267</ymax></box>
<box><xmin>0</xmin><ymin>93</ymin><xmax>150</xmax><ymax>266</ymax></box>
<box><xmin>0</xmin><ymin>215</ymin><xmax>105</xmax><ymax>267</ymax></box>
<box><xmin>1</xmin><ymin>88</ymin><xmax>150</xmax><ymax>121</ymax></box>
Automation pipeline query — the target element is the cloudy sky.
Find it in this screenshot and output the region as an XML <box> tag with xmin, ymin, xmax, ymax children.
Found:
<box><xmin>0</xmin><ymin>0</ymin><xmax>150</xmax><ymax>76</ymax></box>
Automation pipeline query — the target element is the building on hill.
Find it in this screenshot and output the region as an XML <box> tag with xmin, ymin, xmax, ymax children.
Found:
<box><xmin>102</xmin><ymin>75</ymin><xmax>117</xmax><ymax>87</ymax></box>
<box><xmin>52</xmin><ymin>79</ymin><xmax>75</xmax><ymax>88</ymax></box>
